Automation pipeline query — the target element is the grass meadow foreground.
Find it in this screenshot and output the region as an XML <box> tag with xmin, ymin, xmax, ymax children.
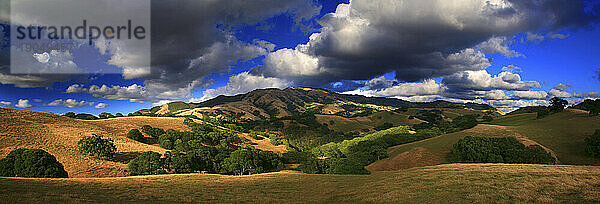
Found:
<box><xmin>2</xmin><ymin>164</ymin><xmax>600</xmax><ymax>203</ymax></box>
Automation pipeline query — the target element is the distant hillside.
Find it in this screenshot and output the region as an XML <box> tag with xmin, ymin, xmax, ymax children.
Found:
<box><xmin>139</xmin><ymin>87</ymin><xmax>498</xmax><ymax>120</ymax></box>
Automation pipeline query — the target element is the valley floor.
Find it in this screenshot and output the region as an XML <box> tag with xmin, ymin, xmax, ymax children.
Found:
<box><xmin>2</xmin><ymin>164</ymin><xmax>600</xmax><ymax>203</ymax></box>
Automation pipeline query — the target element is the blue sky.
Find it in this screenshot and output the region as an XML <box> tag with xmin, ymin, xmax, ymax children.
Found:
<box><xmin>1</xmin><ymin>0</ymin><xmax>599</xmax><ymax>114</ymax></box>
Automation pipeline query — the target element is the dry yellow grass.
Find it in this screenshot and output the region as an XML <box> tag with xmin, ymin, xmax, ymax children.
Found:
<box><xmin>238</xmin><ymin>132</ymin><xmax>288</xmax><ymax>153</ymax></box>
<box><xmin>1</xmin><ymin>164</ymin><xmax>599</xmax><ymax>203</ymax></box>
<box><xmin>0</xmin><ymin>108</ymin><xmax>189</xmax><ymax>178</ymax></box>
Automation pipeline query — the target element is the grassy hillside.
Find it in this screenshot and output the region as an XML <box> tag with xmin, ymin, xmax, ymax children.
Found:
<box><xmin>369</xmin><ymin>109</ymin><xmax>600</xmax><ymax>171</ymax></box>
<box><xmin>510</xmin><ymin>109</ymin><xmax>600</xmax><ymax>165</ymax></box>
<box><xmin>0</xmin><ymin>108</ymin><xmax>189</xmax><ymax>178</ymax></box>
<box><xmin>145</xmin><ymin>87</ymin><xmax>498</xmax><ymax>120</ymax></box>
<box><xmin>489</xmin><ymin>113</ymin><xmax>537</xmax><ymax>126</ymax></box>
<box><xmin>1</xmin><ymin>164</ymin><xmax>599</xmax><ymax>203</ymax></box>
<box><xmin>367</xmin><ymin>124</ymin><xmax>528</xmax><ymax>171</ymax></box>
<box><xmin>314</xmin><ymin>111</ymin><xmax>421</xmax><ymax>133</ymax></box>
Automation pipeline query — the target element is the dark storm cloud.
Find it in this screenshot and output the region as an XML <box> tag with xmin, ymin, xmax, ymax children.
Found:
<box><xmin>256</xmin><ymin>0</ymin><xmax>600</xmax><ymax>86</ymax></box>
<box><xmin>2</xmin><ymin>0</ymin><xmax>321</xmax><ymax>102</ymax></box>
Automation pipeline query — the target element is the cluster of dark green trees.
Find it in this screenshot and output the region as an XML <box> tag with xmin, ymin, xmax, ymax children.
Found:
<box><xmin>245</xmin><ymin>113</ymin><xmax>369</xmax><ymax>151</ymax></box>
<box><xmin>0</xmin><ymin>148</ymin><xmax>68</xmax><ymax>178</ymax></box>
<box><xmin>127</xmin><ymin>118</ymin><xmax>283</xmax><ymax>176</ymax></box>
<box><xmin>574</xmin><ymin>99</ymin><xmax>600</xmax><ymax>116</ymax></box>
<box><xmin>64</xmin><ymin>112</ymin><xmax>125</xmax><ymax>120</ymax></box>
<box><xmin>536</xmin><ymin>97</ymin><xmax>568</xmax><ymax>119</ymax></box>
<box><xmin>126</xmin><ymin>125</ymin><xmax>166</xmax><ymax>144</ymax></box>
<box><xmin>451</xmin><ymin>136</ymin><xmax>556</xmax><ymax>164</ymax></box>
<box><xmin>411</xmin><ymin>110</ymin><xmax>479</xmax><ymax>133</ymax></box>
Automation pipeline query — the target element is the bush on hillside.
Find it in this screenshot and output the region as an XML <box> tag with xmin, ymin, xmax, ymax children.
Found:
<box><xmin>63</xmin><ymin>112</ymin><xmax>76</xmax><ymax>118</ymax></box>
<box><xmin>451</xmin><ymin>136</ymin><xmax>555</xmax><ymax>164</ymax></box>
<box><xmin>575</xmin><ymin>99</ymin><xmax>600</xmax><ymax>116</ymax></box>
<box><xmin>127</xmin><ymin>129</ymin><xmax>145</xmax><ymax>143</ymax></box>
<box><xmin>128</xmin><ymin>151</ymin><xmax>164</xmax><ymax>176</ymax></box>
<box><xmin>141</xmin><ymin>125</ymin><xmax>166</xmax><ymax>138</ymax></box>
<box><xmin>452</xmin><ymin>114</ymin><xmax>479</xmax><ymax>130</ymax></box>
<box><xmin>98</xmin><ymin>112</ymin><xmax>115</xmax><ymax>119</ymax></box>
<box><xmin>78</xmin><ymin>134</ymin><xmax>117</xmax><ymax>160</ymax></box>
<box><xmin>0</xmin><ymin>148</ymin><xmax>68</xmax><ymax>178</ymax></box>
<box><xmin>585</xmin><ymin>130</ymin><xmax>600</xmax><ymax>158</ymax></box>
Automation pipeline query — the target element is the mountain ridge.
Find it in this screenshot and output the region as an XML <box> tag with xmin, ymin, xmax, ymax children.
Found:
<box><xmin>137</xmin><ymin>87</ymin><xmax>499</xmax><ymax>119</ymax></box>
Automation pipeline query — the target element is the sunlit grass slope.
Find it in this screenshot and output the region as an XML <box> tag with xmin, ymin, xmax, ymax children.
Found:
<box><xmin>1</xmin><ymin>164</ymin><xmax>599</xmax><ymax>203</ymax></box>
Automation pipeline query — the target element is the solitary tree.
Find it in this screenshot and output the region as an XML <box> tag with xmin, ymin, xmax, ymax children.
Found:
<box><xmin>0</xmin><ymin>148</ymin><xmax>68</xmax><ymax>178</ymax></box>
<box><xmin>63</xmin><ymin>112</ymin><xmax>76</xmax><ymax>118</ymax></box>
<box><xmin>549</xmin><ymin>97</ymin><xmax>568</xmax><ymax>113</ymax></box>
<box><xmin>127</xmin><ymin>129</ymin><xmax>145</xmax><ymax>143</ymax></box>
<box><xmin>78</xmin><ymin>134</ymin><xmax>117</xmax><ymax>160</ymax></box>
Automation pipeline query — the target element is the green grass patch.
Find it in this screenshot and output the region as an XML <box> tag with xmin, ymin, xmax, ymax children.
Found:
<box><xmin>510</xmin><ymin>110</ymin><xmax>600</xmax><ymax>165</ymax></box>
<box><xmin>490</xmin><ymin>113</ymin><xmax>537</xmax><ymax>126</ymax></box>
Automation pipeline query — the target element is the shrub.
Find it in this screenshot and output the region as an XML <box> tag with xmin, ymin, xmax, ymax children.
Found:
<box><xmin>0</xmin><ymin>148</ymin><xmax>68</xmax><ymax>178</ymax></box>
<box><xmin>127</xmin><ymin>129</ymin><xmax>145</xmax><ymax>143</ymax></box>
<box><xmin>585</xmin><ymin>130</ymin><xmax>600</xmax><ymax>158</ymax></box>
<box><xmin>128</xmin><ymin>151</ymin><xmax>163</xmax><ymax>176</ymax></box>
<box><xmin>98</xmin><ymin>112</ymin><xmax>115</xmax><ymax>119</ymax></box>
<box><xmin>63</xmin><ymin>112</ymin><xmax>76</xmax><ymax>118</ymax></box>
<box><xmin>141</xmin><ymin>125</ymin><xmax>166</xmax><ymax>138</ymax></box>
<box><xmin>115</xmin><ymin>113</ymin><xmax>124</xmax><ymax>117</ymax></box>
<box><xmin>327</xmin><ymin>157</ymin><xmax>370</xmax><ymax>175</ymax></box>
<box><xmin>78</xmin><ymin>134</ymin><xmax>117</xmax><ymax>160</ymax></box>
<box><xmin>452</xmin><ymin>114</ymin><xmax>479</xmax><ymax>130</ymax></box>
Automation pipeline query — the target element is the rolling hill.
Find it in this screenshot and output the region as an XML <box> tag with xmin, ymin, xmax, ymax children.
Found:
<box><xmin>137</xmin><ymin>87</ymin><xmax>499</xmax><ymax>120</ymax></box>
<box><xmin>368</xmin><ymin>109</ymin><xmax>600</xmax><ymax>171</ymax></box>
<box><xmin>2</xmin><ymin>164</ymin><xmax>600</xmax><ymax>203</ymax></box>
<box><xmin>0</xmin><ymin>107</ymin><xmax>190</xmax><ymax>178</ymax></box>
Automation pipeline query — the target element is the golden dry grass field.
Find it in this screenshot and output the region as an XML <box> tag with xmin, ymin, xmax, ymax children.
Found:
<box><xmin>0</xmin><ymin>107</ymin><xmax>189</xmax><ymax>178</ymax></box>
<box><xmin>1</xmin><ymin>164</ymin><xmax>600</xmax><ymax>203</ymax></box>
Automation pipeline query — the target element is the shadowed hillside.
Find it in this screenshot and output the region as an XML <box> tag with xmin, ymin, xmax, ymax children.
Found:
<box><xmin>0</xmin><ymin>108</ymin><xmax>189</xmax><ymax>178</ymax></box>
<box><xmin>137</xmin><ymin>87</ymin><xmax>498</xmax><ymax>120</ymax></box>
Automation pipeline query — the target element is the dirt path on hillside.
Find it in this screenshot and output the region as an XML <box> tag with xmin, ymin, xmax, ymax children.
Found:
<box><xmin>238</xmin><ymin>133</ymin><xmax>288</xmax><ymax>153</ymax></box>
